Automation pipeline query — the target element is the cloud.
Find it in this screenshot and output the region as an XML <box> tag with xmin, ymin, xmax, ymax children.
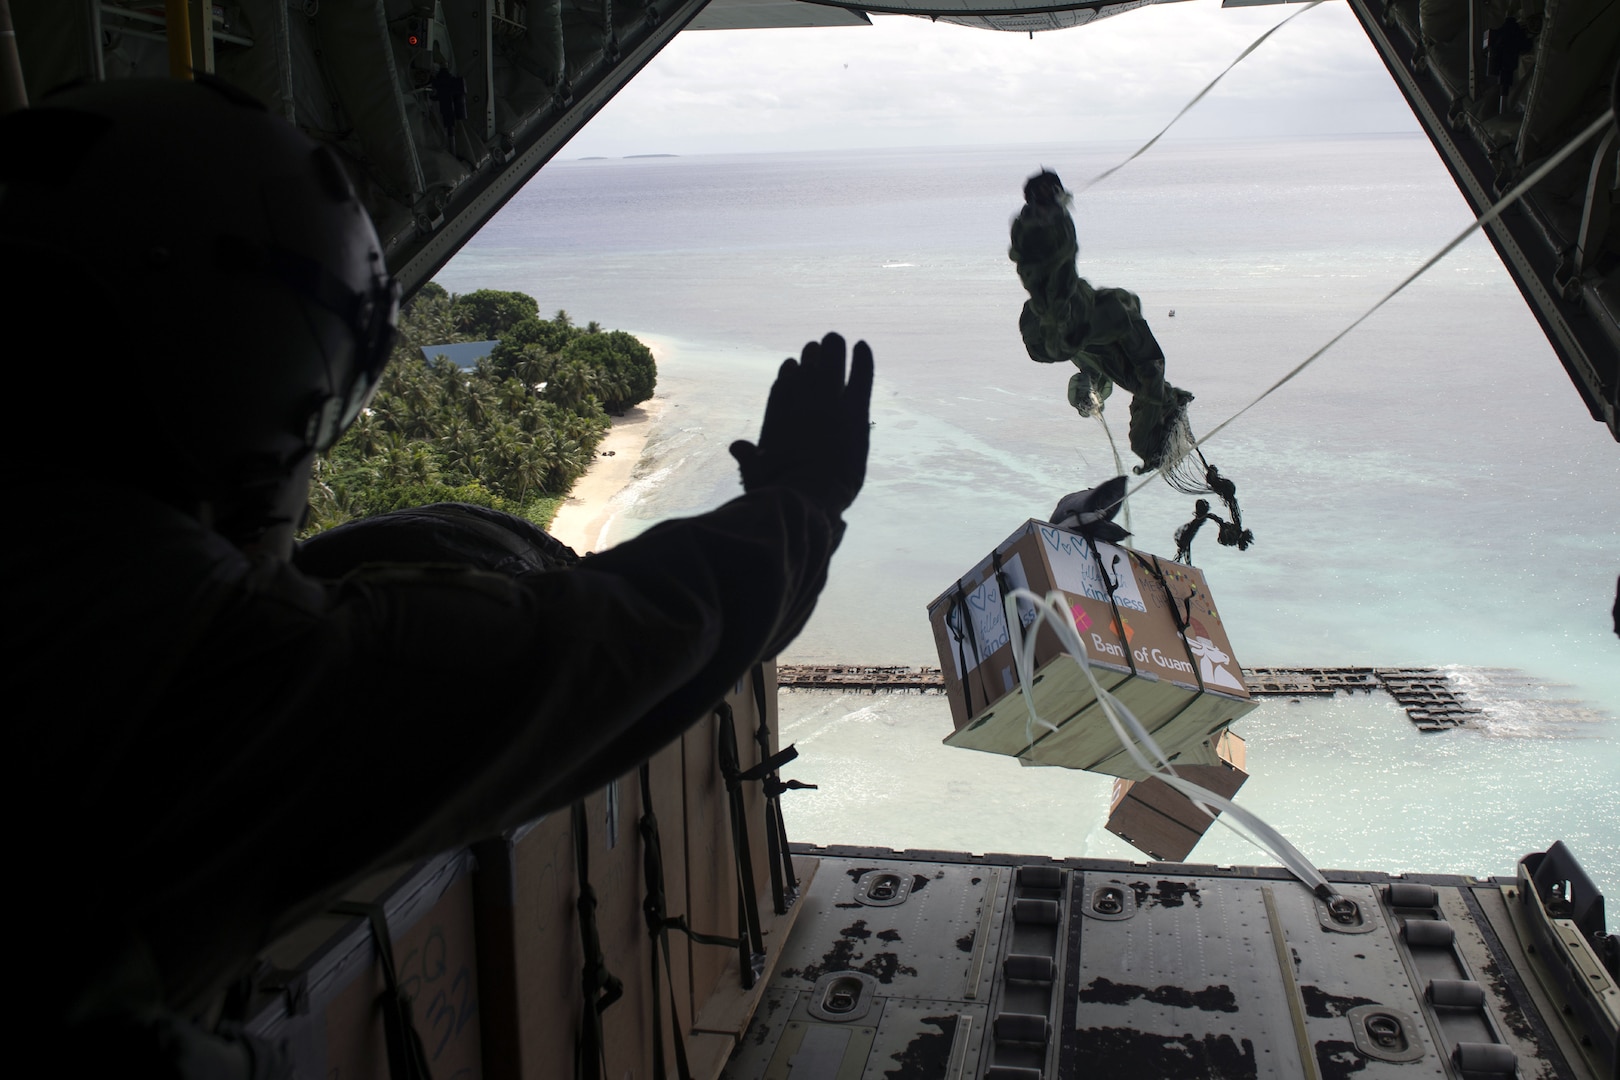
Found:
<box><xmin>563</xmin><ymin>0</ymin><xmax>1418</xmax><ymax>156</ymax></box>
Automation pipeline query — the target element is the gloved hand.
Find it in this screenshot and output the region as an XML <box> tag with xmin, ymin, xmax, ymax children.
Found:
<box><xmin>730</xmin><ymin>332</ymin><xmax>873</xmax><ymax>516</ymax></box>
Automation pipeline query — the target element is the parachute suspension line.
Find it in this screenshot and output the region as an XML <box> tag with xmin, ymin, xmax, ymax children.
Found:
<box><xmin>1036</xmin><ymin>1</ymin><xmax>1321</xmax><ymax>543</ymax></box>
<box><xmin>1023</xmin><ymin>1</ymin><xmax>1323</xmax><ymax>549</ymax></box>
<box><xmin>1123</xmin><ymin>106</ymin><xmax>1619</xmax><ymax>507</ymax></box>
<box><xmin>1071</xmin><ymin>0</ymin><xmax>1325</xmax><ymax>196</ymax></box>
<box><xmin>1092</xmin><ymin>395</ymin><xmax>1134</xmax><ymax>545</ymax></box>
<box><xmin>1174</xmin><ymin>451</ymin><xmax>1254</xmax><ymax>564</ymax></box>
<box><xmin>1153</xmin><ymin>412</ymin><xmax>1205</xmax><ymax>494</ymax></box>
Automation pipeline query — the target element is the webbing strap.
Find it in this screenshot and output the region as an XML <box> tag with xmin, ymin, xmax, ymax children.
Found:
<box><xmin>637</xmin><ymin>763</ymin><xmax>693</xmax><ymax>1080</ymax></box>
<box><xmin>328</xmin><ymin>900</ymin><xmax>434</xmax><ymax>1080</ymax></box>
<box><xmin>572</xmin><ymin>802</ymin><xmax>623</xmax><ymax>1080</ymax></box>
<box><xmin>1084</xmin><ymin>535</ymin><xmax>1138</xmax><ymax>677</ymax></box>
<box><xmin>636</xmin><ymin>763</ymin><xmax>745</xmax><ymax>1080</ymax></box>
<box><xmin>714</xmin><ymin>703</ymin><xmax>768</xmax><ymax>989</ymax></box>
<box><xmin>1139</xmin><ymin>553</ymin><xmax>1205</xmax><ymax>694</ymax></box>
<box><xmin>952</xmin><ymin>579</ymin><xmax>989</xmax><ymax>713</ymax></box>
<box><xmin>991</xmin><ymin>551</ymin><xmax>1016</xmax><ymax>636</ymax></box>
<box><xmin>749</xmin><ymin>663</ymin><xmax>811</xmax><ymax>915</ymax></box>
<box><xmin>948</xmin><ymin>585</ymin><xmax>975</xmax><ymax>714</ymax></box>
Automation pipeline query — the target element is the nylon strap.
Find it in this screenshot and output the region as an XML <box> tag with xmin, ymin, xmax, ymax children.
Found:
<box><xmin>634</xmin><ymin>762</ymin><xmax>746</xmax><ymax>1080</ymax></box>
<box><xmin>328</xmin><ymin>900</ymin><xmax>433</xmax><ymax>1080</ymax></box>
<box><xmin>954</xmin><ymin>579</ymin><xmax>988</xmax><ymax>713</ymax></box>
<box><xmin>637</xmin><ymin>763</ymin><xmax>695</xmax><ymax>1080</ymax></box>
<box><xmin>715</xmin><ymin>703</ymin><xmax>768</xmax><ymax>989</ymax></box>
<box><xmin>1084</xmin><ymin>535</ymin><xmax>1139</xmax><ymax>678</ymax></box>
<box><xmin>1138</xmin><ymin>552</ymin><xmax>1205</xmax><ymax>694</ymax></box>
<box><xmin>991</xmin><ymin>550</ymin><xmax>1017</xmax><ymax>640</ymax></box>
<box><xmin>749</xmin><ymin>663</ymin><xmax>811</xmax><ymax>915</ymax></box>
<box><xmin>572</xmin><ymin>802</ymin><xmax>623</xmax><ymax>1080</ymax></box>
<box><xmin>948</xmin><ymin>585</ymin><xmax>975</xmax><ymax>715</ymax></box>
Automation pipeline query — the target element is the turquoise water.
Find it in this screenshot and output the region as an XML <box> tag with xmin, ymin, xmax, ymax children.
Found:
<box><xmin>436</xmin><ymin>136</ymin><xmax>1619</xmax><ymax>893</ymax></box>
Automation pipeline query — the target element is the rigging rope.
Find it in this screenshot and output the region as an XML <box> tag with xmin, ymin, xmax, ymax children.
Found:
<box><xmin>1072</xmin><ymin>1</ymin><xmax>1325</xmax><ymax>195</ymax></box>
<box><xmin>1092</xmin><ymin>399</ymin><xmax>1134</xmax><ymax>544</ymax></box>
<box><xmin>1122</xmin><ymin>105</ymin><xmax>1619</xmax><ymax>504</ymax></box>
<box><xmin>1031</xmin><ymin>3</ymin><xmax>1327</xmax><ymax>546</ymax></box>
<box><xmin>1002</xmin><ymin>586</ymin><xmax>1337</xmax><ymax>898</ymax></box>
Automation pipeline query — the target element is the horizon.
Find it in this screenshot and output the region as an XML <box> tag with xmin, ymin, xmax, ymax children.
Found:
<box><xmin>557</xmin><ymin>127</ymin><xmax>1431</xmax><ymax>162</ymax></box>
<box><xmin>560</xmin><ymin>1</ymin><xmax>1419</xmax><ymax>158</ymax></box>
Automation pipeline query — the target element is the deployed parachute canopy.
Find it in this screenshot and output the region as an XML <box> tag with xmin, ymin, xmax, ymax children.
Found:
<box><xmin>1010</xmin><ymin>169</ymin><xmax>1195</xmax><ymax>475</ymax></box>
<box><xmin>1010</xmin><ymin>168</ymin><xmax>1253</xmax><ymax>562</ymax></box>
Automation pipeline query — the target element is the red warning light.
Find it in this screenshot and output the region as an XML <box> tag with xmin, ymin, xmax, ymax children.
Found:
<box><xmin>407</xmin><ymin>33</ymin><xmax>421</xmax><ymax>45</ymax></box>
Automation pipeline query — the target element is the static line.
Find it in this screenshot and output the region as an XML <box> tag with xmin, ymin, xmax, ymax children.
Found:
<box><xmin>1073</xmin><ymin>0</ymin><xmax>1326</xmax><ymax>195</ymax></box>
<box><xmin>1124</xmin><ymin>106</ymin><xmax>1618</xmax><ymax>503</ymax></box>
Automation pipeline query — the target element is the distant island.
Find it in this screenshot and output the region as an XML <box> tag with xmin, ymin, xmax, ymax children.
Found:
<box><xmin>305</xmin><ymin>286</ymin><xmax>656</xmax><ymax>535</ymax></box>
<box><xmin>577</xmin><ymin>156</ymin><xmax>609</xmax><ymax>160</ymax></box>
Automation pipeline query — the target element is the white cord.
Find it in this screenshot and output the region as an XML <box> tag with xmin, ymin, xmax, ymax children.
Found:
<box><xmin>1093</xmin><ymin>405</ymin><xmax>1134</xmax><ymax>547</ymax></box>
<box><xmin>1002</xmin><ymin>585</ymin><xmax>1333</xmax><ymax>896</ymax></box>
<box><xmin>1072</xmin><ymin>1</ymin><xmax>1326</xmax><ymax>196</ymax></box>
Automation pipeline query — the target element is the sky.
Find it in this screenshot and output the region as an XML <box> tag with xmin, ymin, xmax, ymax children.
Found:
<box><xmin>561</xmin><ymin>0</ymin><xmax>1422</xmax><ymax>157</ymax></box>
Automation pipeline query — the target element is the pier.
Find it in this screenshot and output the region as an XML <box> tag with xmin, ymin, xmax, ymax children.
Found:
<box><xmin>775</xmin><ymin>664</ymin><xmax>1481</xmax><ymax>731</ymax></box>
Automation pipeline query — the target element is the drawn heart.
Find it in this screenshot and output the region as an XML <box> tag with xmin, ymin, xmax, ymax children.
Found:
<box><xmin>1040</xmin><ymin>525</ymin><xmax>1061</xmax><ymax>549</ymax></box>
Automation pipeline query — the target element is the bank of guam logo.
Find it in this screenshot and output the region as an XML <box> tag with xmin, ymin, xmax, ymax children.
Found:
<box><xmin>1186</xmin><ymin>617</ymin><xmax>1244</xmax><ymax>691</ymax></box>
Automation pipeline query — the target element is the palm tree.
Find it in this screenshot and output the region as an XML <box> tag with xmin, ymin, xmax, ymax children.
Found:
<box><xmin>546</xmin><ymin>358</ymin><xmax>597</xmax><ymax>412</ymax></box>
<box><xmin>498</xmin><ymin>377</ymin><xmax>530</xmax><ymax>415</ymax></box>
<box><xmin>346</xmin><ymin>412</ymin><xmax>385</xmax><ymax>458</ymax></box>
<box><xmin>514</xmin><ymin>345</ymin><xmax>554</xmax><ymax>390</ymax></box>
<box><xmin>511</xmin><ymin>447</ymin><xmax>550</xmax><ymax>503</ymax></box>
<box><xmin>406</xmin><ymin>444</ymin><xmax>438</xmax><ymax>485</ymax></box>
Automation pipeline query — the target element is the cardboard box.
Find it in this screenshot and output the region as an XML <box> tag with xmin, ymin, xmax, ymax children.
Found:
<box><xmin>246</xmin><ymin>850</ymin><xmax>484</xmax><ymax>1080</ymax></box>
<box><xmin>1105</xmin><ymin>730</ymin><xmax>1250</xmax><ymax>861</ymax></box>
<box><xmin>471</xmin><ymin>663</ymin><xmax>785</xmax><ymax>1080</ymax></box>
<box><xmin>926</xmin><ymin>520</ymin><xmax>1257</xmax><ymax>780</ymax></box>
<box><xmin>474</xmin><ymin>753</ymin><xmax>683</xmax><ymax>1080</ymax></box>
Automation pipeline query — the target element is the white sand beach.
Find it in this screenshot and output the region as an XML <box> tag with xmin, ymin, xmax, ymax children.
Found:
<box><xmin>545</xmin><ymin>399</ymin><xmax>664</xmax><ymax>553</ymax></box>
<box><xmin>546</xmin><ymin>339</ymin><xmax>671</xmax><ymax>553</ymax></box>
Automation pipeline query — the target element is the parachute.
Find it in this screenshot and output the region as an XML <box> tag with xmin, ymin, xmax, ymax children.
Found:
<box><xmin>1010</xmin><ymin>169</ymin><xmax>1195</xmax><ymax>475</ymax></box>
<box><xmin>1011</xmin><ymin>168</ymin><xmax>1252</xmax><ymax>563</ymax></box>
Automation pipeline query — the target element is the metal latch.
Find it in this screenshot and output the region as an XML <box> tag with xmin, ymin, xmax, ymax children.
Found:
<box><xmin>1081</xmin><ymin>881</ymin><xmax>1137</xmax><ymax>921</ymax></box>
<box><xmin>855</xmin><ymin>870</ymin><xmax>913</xmax><ymax>907</ymax></box>
<box><xmin>1315</xmin><ymin>892</ymin><xmax>1376</xmax><ymax>934</ymax></box>
<box><xmin>1346</xmin><ymin>1004</ymin><xmax>1426</xmax><ymax>1063</ymax></box>
<box><xmin>807</xmin><ymin>971</ymin><xmax>879</xmax><ymax>1022</ymax></box>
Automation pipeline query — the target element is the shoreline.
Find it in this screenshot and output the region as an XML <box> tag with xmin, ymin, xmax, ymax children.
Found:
<box><xmin>545</xmin><ymin>337</ymin><xmax>672</xmax><ymax>554</ymax></box>
<box><xmin>546</xmin><ymin>398</ymin><xmax>664</xmax><ymax>553</ymax></box>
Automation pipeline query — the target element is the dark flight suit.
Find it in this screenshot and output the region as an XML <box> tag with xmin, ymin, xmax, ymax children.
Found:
<box><xmin>11</xmin><ymin>482</ymin><xmax>842</xmax><ymax>1025</ymax></box>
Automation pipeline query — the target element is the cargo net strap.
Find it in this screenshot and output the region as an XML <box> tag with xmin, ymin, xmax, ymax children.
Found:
<box><xmin>1000</xmin><ymin>586</ymin><xmax>1338</xmax><ymax>903</ymax></box>
<box><xmin>636</xmin><ymin>763</ymin><xmax>740</xmax><ymax>1080</ymax></box>
<box><xmin>572</xmin><ymin>801</ymin><xmax>623</xmax><ymax>1080</ymax></box>
<box><xmin>715</xmin><ymin>702</ymin><xmax>769</xmax><ymax>990</ymax></box>
<box><xmin>328</xmin><ymin>900</ymin><xmax>434</xmax><ymax>1080</ymax></box>
<box><xmin>750</xmin><ymin>663</ymin><xmax>812</xmax><ymax>916</ymax></box>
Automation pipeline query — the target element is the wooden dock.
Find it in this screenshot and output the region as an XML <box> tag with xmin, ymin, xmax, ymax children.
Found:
<box><xmin>775</xmin><ymin>664</ymin><xmax>1481</xmax><ymax>732</ymax></box>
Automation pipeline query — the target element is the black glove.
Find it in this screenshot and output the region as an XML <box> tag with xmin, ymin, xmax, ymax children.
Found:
<box><xmin>729</xmin><ymin>332</ymin><xmax>873</xmax><ymax>516</ymax></box>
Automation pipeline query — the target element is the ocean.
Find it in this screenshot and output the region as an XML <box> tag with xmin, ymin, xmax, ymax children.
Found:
<box><xmin>436</xmin><ymin>135</ymin><xmax>1620</xmax><ymax>894</ymax></box>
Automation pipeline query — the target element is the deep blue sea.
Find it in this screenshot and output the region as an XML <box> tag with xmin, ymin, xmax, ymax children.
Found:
<box><xmin>436</xmin><ymin>135</ymin><xmax>1619</xmax><ymax>893</ymax></box>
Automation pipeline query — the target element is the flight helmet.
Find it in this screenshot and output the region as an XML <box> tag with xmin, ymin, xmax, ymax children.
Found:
<box><xmin>0</xmin><ymin>77</ymin><xmax>398</xmax><ymax>542</ymax></box>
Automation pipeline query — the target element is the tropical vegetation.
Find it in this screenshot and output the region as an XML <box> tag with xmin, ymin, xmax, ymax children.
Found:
<box><xmin>304</xmin><ymin>284</ymin><xmax>656</xmax><ymax>534</ymax></box>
